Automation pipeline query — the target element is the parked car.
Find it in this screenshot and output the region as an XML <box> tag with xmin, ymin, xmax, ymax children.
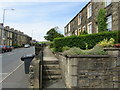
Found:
<box><xmin>0</xmin><ymin>45</ymin><xmax>7</xmax><ymax>53</ymax></box>
<box><xmin>6</xmin><ymin>46</ymin><xmax>13</xmax><ymax>52</ymax></box>
<box><xmin>24</xmin><ymin>44</ymin><xmax>30</xmax><ymax>48</ymax></box>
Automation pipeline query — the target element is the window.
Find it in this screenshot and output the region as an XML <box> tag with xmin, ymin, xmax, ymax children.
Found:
<box><xmin>87</xmin><ymin>3</ymin><xmax>92</xmax><ymax>18</ymax></box>
<box><xmin>0</xmin><ymin>29</ymin><xmax>2</xmax><ymax>36</ymax></box>
<box><xmin>75</xmin><ymin>30</ymin><xmax>78</xmax><ymax>36</ymax></box>
<box><xmin>8</xmin><ymin>32</ymin><xmax>10</xmax><ymax>37</ymax></box>
<box><xmin>64</xmin><ymin>27</ymin><xmax>67</xmax><ymax>34</ymax></box>
<box><xmin>10</xmin><ymin>32</ymin><xmax>12</xmax><ymax>38</ymax></box>
<box><xmin>78</xmin><ymin>28</ymin><xmax>81</xmax><ymax>35</ymax></box>
<box><xmin>68</xmin><ymin>33</ymin><xmax>71</xmax><ymax>36</ymax></box>
<box><xmin>107</xmin><ymin>15</ymin><xmax>112</xmax><ymax>31</ymax></box>
<box><xmin>105</xmin><ymin>0</ymin><xmax>111</xmax><ymax>7</ymax></box>
<box><xmin>87</xmin><ymin>22</ymin><xmax>92</xmax><ymax>34</ymax></box>
<box><xmin>82</xmin><ymin>26</ymin><xmax>86</xmax><ymax>32</ymax></box>
<box><xmin>78</xmin><ymin>14</ymin><xmax>82</xmax><ymax>25</ymax></box>
<box><xmin>68</xmin><ymin>24</ymin><xmax>70</xmax><ymax>32</ymax></box>
<box><xmin>96</xmin><ymin>25</ymin><xmax>98</xmax><ymax>33</ymax></box>
<box><xmin>4</xmin><ymin>31</ymin><xmax>7</xmax><ymax>36</ymax></box>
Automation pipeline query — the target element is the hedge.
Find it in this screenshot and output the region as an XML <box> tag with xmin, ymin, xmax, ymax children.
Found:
<box><xmin>53</xmin><ymin>31</ymin><xmax>120</xmax><ymax>52</ymax></box>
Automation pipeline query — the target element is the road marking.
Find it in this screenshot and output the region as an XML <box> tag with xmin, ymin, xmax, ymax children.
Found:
<box><xmin>7</xmin><ymin>52</ymin><xmax>16</xmax><ymax>56</ymax></box>
<box><xmin>0</xmin><ymin>62</ymin><xmax>24</xmax><ymax>83</ymax></box>
<box><xmin>0</xmin><ymin>73</ymin><xmax>8</xmax><ymax>75</ymax></box>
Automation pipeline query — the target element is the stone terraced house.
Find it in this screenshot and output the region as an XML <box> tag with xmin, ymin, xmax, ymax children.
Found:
<box><xmin>64</xmin><ymin>1</ymin><xmax>120</xmax><ymax>36</ymax></box>
<box><xmin>0</xmin><ymin>24</ymin><xmax>32</xmax><ymax>46</ymax></box>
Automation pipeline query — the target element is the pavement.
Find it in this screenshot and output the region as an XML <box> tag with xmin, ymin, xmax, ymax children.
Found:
<box><xmin>1</xmin><ymin>64</ymin><xmax>29</xmax><ymax>88</ymax></box>
<box><xmin>0</xmin><ymin>46</ymin><xmax>35</xmax><ymax>89</ymax></box>
<box><xmin>43</xmin><ymin>47</ymin><xmax>66</xmax><ymax>89</ymax></box>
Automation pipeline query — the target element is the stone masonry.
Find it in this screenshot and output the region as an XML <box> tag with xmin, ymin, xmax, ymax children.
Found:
<box><xmin>64</xmin><ymin>1</ymin><xmax>120</xmax><ymax>36</ymax></box>
<box><xmin>58</xmin><ymin>48</ymin><xmax>120</xmax><ymax>88</ymax></box>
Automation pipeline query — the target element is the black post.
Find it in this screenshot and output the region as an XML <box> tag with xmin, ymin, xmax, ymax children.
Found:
<box><xmin>39</xmin><ymin>44</ymin><xmax>43</xmax><ymax>89</ymax></box>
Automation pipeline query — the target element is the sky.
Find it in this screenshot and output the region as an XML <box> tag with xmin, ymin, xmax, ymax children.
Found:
<box><xmin>0</xmin><ymin>1</ymin><xmax>90</xmax><ymax>41</ymax></box>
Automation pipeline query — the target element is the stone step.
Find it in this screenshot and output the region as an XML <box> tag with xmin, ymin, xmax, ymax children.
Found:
<box><xmin>43</xmin><ymin>65</ymin><xmax>60</xmax><ymax>70</ymax></box>
<box><xmin>43</xmin><ymin>61</ymin><xmax>59</xmax><ymax>64</ymax></box>
<box><xmin>43</xmin><ymin>75</ymin><xmax>62</xmax><ymax>80</ymax></box>
<box><xmin>42</xmin><ymin>80</ymin><xmax>62</xmax><ymax>87</ymax></box>
<box><xmin>43</xmin><ymin>70</ymin><xmax>61</xmax><ymax>75</ymax></box>
<box><xmin>43</xmin><ymin>57</ymin><xmax>58</xmax><ymax>61</ymax></box>
<box><xmin>43</xmin><ymin>72</ymin><xmax>61</xmax><ymax>76</ymax></box>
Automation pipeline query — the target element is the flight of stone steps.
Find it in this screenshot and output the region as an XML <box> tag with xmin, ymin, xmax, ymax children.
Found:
<box><xmin>42</xmin><ymin>57</ymin><xmax>62</xmax><ymax>86</ymax></box>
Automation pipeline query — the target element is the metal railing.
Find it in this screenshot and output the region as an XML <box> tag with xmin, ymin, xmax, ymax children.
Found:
<box><xmin>35</xmin><ymin>43</ymin><xmax>46</xmax><ymax>89</ymax></box>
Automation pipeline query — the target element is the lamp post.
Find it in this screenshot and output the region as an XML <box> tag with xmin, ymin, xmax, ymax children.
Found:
<box><xmin>2</xmin><ymin>9</ymin><xmax>14</xmax><ymax>45</ymax></box>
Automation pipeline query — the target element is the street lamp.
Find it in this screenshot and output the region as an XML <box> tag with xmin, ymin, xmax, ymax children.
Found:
<box><xmin>2</xmin><ymin>9</ymin><xmax>15</xmax><ymax>45</ymax></box>
<box><xmin>3</xmin><ymin>9</ymin><xmax>15</xmax><ymax>25</ymax></box>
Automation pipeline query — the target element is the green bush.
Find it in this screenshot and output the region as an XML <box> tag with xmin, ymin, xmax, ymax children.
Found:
<box><xmin>13</xmin><ymin>44</ymin><xmax>20</xmax><ymax>48</ymax></box>
<box><xmin>63</xmin><ymin>45</ymin><xmax>107</xmax><ymax>55</ymax></box>
<box><xmin>50</xmin><ymin>48</ymin><xmax>56</xmax><ymax>53</ymax></box>
<box><xmin>63</xmin><ymin>47</ymin><xmax>83</xmax><ymax>55</ymax></box>
<box><xmin>98</xmin><ymin>38</ymin><xmax>115</xmax><ymax>47</ymax></box>
<box><xmin>117</xmin><ymin>30</ymin><xmax>120</xmax><ymax>43</ymax></box>
<box><xmin>62</xmin><ymin>46</ymin><xmax>70</xmax><ymax>52</ymax></box>
<box><xmin>54</xmin><ymin>31</ymin><xmax>118</xmax><ymax>52</ymax></box>
<box><xmin>50</xmin><ymin>42</ymin><xmax>54</xmax><ymax>48</ymax></box>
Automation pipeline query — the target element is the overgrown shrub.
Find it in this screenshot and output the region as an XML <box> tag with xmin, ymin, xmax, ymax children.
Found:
<box><xmin>13</xmin><ymin>44</ymin><xmax>20</xmax><ymax>48</ymax></box>
<box><xmin>50</xmin><ymin>48</ymin><xmax>56</xmax><ymax>53</ymax></box>
<box><xmin>97</xmin><ymin>8</ymin><xmax>107</xmax><ymax>32</ymax></box>
<box><xmin>63</xmin><ymin>45</ymin><xmax>107</xmax><ymax>55</ymax></box>
<box><xmin>98</xmin><ymin>38</ymin><xmax>115</xmax><ymax>47</ymax></box>
<box><xmin>63</xmin><ymin>47</ymin><xmax>83</xmax><ymax>55</ymax></box>
<box><xmin>62</xmin><ymin>46</ymin><xmax>70</xmax><ymax>52</ymax></box>
<box><xmin>50</xmin><ymin>42</ymin><xmax>54</xmax><ymax>48</ymax></box>
<box><xmin>54</xmin><ymin>31</ymin><xmax>118</xmax><ymax>52</ymax></box>
<box><xmin>117</xmin><ymin>30</ymin><xmax>120</xmax><ymax>43</ymax></box>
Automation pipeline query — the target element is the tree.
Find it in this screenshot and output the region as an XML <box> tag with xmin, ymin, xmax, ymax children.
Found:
<box><xmin>97</xmin><ymin>8</ymin><xmax>107</xmax><ymax>32</ymax></box>
<box><xmin>44</xmin><ymin>27</ymin><xmax>64</xmax><ymax>41</ymax></box>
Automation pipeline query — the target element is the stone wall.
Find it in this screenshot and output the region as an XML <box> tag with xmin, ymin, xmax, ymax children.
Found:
<box><xmin>58</xmin><ymin>48</ymin><xmax>120</xmax><ymax>88</ymax></box>
<box><xmin>28</xmin><ymin>44</ymin><xmax>43</xmax><ymax>89</ymax></box>
<box><xmin>29</xmin><ymin>58</ymin><xmax>40</xmax><ymax>88</ymax></box>
<box><xmin>78</xmin><ymin>56</ymin><xmax>117</xmax><ymax>88</ymax></box>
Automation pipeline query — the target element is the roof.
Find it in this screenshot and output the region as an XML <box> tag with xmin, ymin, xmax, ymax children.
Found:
<box><xmin>65</xmin><ymin>1</ymin><xmax>91</xmax><ymax>28</ymax></box>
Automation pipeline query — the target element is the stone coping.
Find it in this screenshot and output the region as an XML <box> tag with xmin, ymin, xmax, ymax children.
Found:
<box><xmin>104</xmin><ymin>47</ymin><xmax>120</xmax><ymax>51</ymax></box>
<box><xmin>58</xmin><ymin>53</ymin><xmax>110</xmax><ymax>58</ymax></box>
<box><xmin>66</xmin><ymin>55</ymin><xmax>110</xmax><ymax>58</ymax></box>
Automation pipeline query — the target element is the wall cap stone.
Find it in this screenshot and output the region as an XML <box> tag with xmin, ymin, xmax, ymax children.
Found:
<box><xmin>59</xmin><ymin>54</ymin><xmax>110</xmax><ymax>58</ymax></box>
<box><xmin>66</xmin><ymin>55</ymin><xmax>110</xmax><ymax>58</ymax></box>
<box><xmin>104</xmin><ymin>48</ymin><xmax>120</xmax><ymax>51</ymax></box>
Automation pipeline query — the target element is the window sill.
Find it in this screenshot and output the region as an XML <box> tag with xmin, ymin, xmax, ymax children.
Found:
<box><xmin>105</xmin><ymin>3</ymin><xmax>112</xmax><ymax>8</ymax></box>
<box><xmin>87</xmin><ymin>16</ymin><xmax>92</xmax><ymax>19</ymax></box>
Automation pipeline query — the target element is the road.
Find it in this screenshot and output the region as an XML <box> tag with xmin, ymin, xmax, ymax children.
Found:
<box><xmin>0</xmin><ymin>46</ymin><xmax>35</xmax><ymax>89</ymax></box>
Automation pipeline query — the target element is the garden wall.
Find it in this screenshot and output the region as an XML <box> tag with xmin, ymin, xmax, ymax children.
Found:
<box><xmin>57</xmin><ymin>48</ymin><xmax>120</xmax><ymax>88</ymax></box>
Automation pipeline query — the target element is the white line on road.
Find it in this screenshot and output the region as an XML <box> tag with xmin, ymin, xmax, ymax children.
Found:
<box><xmin>0</xmin><ymin>62</ymin><xmax>24</xmax><ymax>83</ymax></box>
<box><xmin>7</xmin><ymin>52</ymin><xmax>16</xmax><ymax>56</ymax></box>
<box><xmin>0</xmin><ymin>73</ymin><xmax>8</xmax><ymax>75</ymax></box>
